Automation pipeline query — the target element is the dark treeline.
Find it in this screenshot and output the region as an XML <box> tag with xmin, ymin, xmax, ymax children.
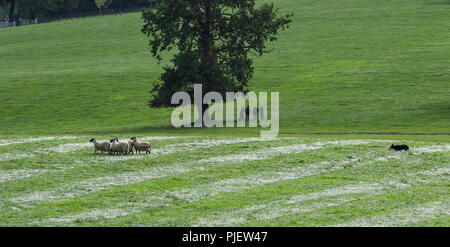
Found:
<box><xmin>0</xmin><ymin>0</ymin><xmax>160</xmax><ymax>22</ymax></box>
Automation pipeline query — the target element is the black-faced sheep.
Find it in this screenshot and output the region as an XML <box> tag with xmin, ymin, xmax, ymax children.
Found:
<box><xmin>131</xmin><ymin>136</ymin><xmax>151</xmax><ymax>154</ymax></box>
<box><xmin>109</xmin><ymin>138</ymin><xmax>130</xmax><ymax>155</ymax></box>
<box><xmin>89</xmin><ymin>138</ymin><xmax>111</xmax><ymax>154</ymax></box>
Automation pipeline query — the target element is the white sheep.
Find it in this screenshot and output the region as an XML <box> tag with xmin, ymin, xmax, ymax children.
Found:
<box><xmin>109</xmin><ymin>138</ymin><xmax>130</xmax><ymax>155</ymax></box>
<box><xmin>131</xmin><ymin>136</ymin><xmax>151</xmax><ymax>154</ymax></box>
<box><xmin>89</xmin><ymin>138</ymin><xmax>111</xmax><ymax>154</ymax></box>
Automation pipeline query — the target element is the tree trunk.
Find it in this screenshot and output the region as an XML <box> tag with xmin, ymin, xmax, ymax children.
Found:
<box><xmin>189</xmin><ymin>2</ymin><xmax>214</xmax><ymax>127</ymax></box>
<box><xmin>203</xmin><ymin>2</ymin><xmax>218</xmax><ymax>67</ymax></box>
<box><xmin>9</xmin><ymin>0</ymin><xmax>15</xmax><ymax>22</ymax></box>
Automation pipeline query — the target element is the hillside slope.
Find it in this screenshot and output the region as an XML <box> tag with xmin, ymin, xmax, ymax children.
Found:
<box><xmin>0</xmin><ymin>0</ymin><xmax>449</xmax><ymax>135</ymax></box>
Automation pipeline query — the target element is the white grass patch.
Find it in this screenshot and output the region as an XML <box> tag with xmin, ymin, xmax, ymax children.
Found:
<box><xmin>417</xmin><ymin>167</ymin><xmax>450</xmax><ymax>177</ymax></box>
<box><xmin>413</xmin><ymin>144</ymin><xmax>450</xmax><ymax>154</ymax></box>
<box><xmin>43</xmin><ymin>206</ymin><xmax>144</xmax><ymax>225</ymax></box>
<box><xmin>194</xmin><ymin>166</ymin><xmax>450</xmax><ymax>226</ymax></box>
<box><xmin>40</xmin><ymin>197</ymin><xmax>172</xmax><ymax>226</ymax></box>
<box><xmin>0</xmin><ymin>169</ymin><xmax>48</xmax><ymax>183</ymax></box>
<box><xmin>334</xmin><ymin>200</ymin><xmax>450</xmax><ymax>227</ymax></box>
<box><xmin>51</xmin><ymin>208</ymin><xmax>141</xmax><ymax>223</ymax></box>
<box><xmin>40</xmin><ymin>142</ymin><xmax>93</xmax><ymax>153</ymax></box>
<box><xmin>0</xmin><ymin>142</ymin><xmax>92</xmax><ymax>162</ymax></box>
<box><xmin>0</xmin><ymin>136</ymin><xmax>78</xmax><ymax>147</ymax></box>
<box><xmin>0</xmin><ymin>153</ymin><xmax>35</xmax><ymax>162</ymax></box>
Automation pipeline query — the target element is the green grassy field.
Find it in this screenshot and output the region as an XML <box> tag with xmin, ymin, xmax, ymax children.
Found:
<box><xmin>0</xmin><ymin>0</ymin><xmax>449</xmax><ymax>135</ymax></box>
<box><xmin>0</xmin><ymin>135</ymin><xmax>448</xmax><ymax>226</ymax></box>
<box><xmin>0</xmin><ymin>0</ymin><xmax>448</xmax><ymax>226</ymax></box>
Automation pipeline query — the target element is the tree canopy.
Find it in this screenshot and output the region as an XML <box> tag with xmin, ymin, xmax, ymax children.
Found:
<box><xmin>142</xmin><ymin>0</ymin><xmax>292</xmax><ymax>110</ymax></box>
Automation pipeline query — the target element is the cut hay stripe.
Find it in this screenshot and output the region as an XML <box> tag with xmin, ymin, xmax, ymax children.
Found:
<box><xmin>0</xmin><ymin>153</ymin><xmax>35</xmax><ymax>162</ymax></box>
<box><xmin>0</xmin><ymin>142</ymin><xmax>92</xmax><ymax>162</ymax></box>
<box><xmin>0</xmin><ymin>169</ymin><xmax>48</xmax><ymax>183</ymax></box>
<box><xmin>40</xmin><ymin>197</ymin><xmax>171</xmax><ymax>225</ymax></box>
<box><xmin>333</xmin><ymin>200</ymin><xmax>450</xmax><ymax>227</ymax></box>
<box><xmin>0</xmin><ymin>136</ymin><xmax>78</xmax><ymax>147</ymax></box>
<box><xmin>42</xmin><ymin>142</ymin><xmax>93</xmax><ymax>153</ymax></box>
<box><xmin>193</xmin><ymin>167</ymin><xmax>450</xmax><ymax>226</ymax></box>
<box><xmin>413</xmin><ymin>144</ymin><xmax>450</xmax><ymax>154</ymax></box>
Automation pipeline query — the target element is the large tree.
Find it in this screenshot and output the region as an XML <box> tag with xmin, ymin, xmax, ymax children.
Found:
<box><xmin>141</xmin><ymin>0</ymin><xmax>292</xmax><ymax>119</ymax></box>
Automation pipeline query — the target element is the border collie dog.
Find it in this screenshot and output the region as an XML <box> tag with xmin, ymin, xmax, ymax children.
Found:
<box><xmin>390</xmin><ymin>144</ymin><xmax>409</xmax><ymax>151</ymax></box>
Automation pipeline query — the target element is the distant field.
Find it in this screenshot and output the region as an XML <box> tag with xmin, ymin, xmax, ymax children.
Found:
<box><xmin>0</xmin><ymin>0</ymin><xmax>449</xmax><ymax>135</ymax></box>
<box><xmin>0</xmin><ymin>135</ymin><xmax>448</xmax><ymax>226</ymax></box>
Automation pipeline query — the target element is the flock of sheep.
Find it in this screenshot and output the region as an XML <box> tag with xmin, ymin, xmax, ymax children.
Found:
<box><xmin>89</xmin><ymin>137</ymin><xmax>151</xmax><ymax>155</ymax></box>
